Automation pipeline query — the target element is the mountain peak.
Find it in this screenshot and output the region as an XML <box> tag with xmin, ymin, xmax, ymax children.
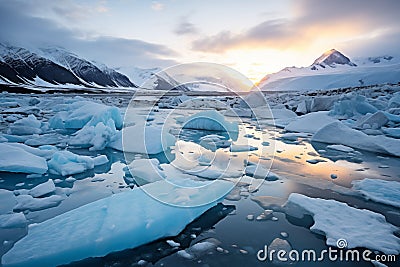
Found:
<box><xmin>312</xmin><ymin>49</ymin><xmax>357</xmax><ymax>68</ymax></box>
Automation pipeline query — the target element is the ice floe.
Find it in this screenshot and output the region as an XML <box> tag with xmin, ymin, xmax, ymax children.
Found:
<box><xmin>47</xmin><ymin>151</ymin><xmax>108</xmax><ymax>176</ymax></box>
<box><xmin>109</xmin><ymin>125</ymin><xmax>176</xmax><ymax>154</ymax></box>
<box><xmin>8</xmin><ymin>114</ymin><xmax>43</xmax><ymax>135</ymax></box>
<box><xmin>312</xmin><ymin>121</ymin><xmax>400</xmax><ymax>156</ymax></box>
<box><xmin>49</xmin><ymin>100</ymin><xmax>122</xmax><ymax>130</ymax></box>
<box><xmin>14</xmin><ymin>195</ymin><xmax>64</xmax><ymax>212</ymax></box>
<box><xmin>2</xmin><ymin>179</ymin><xmax>232</xmax><ymax>267</ymax></box>
<box><xmin>28</xmin><ymin>179</ymin><xmax>56</xmax><ymax>197</ymax></box>
<box><xmin>181</xmin><ymin>110</ymin><xmax>238</xmax><ymax>133</ymax></box>
<box><xmin>285</xmin><ymin>193</ymin><xmax>400</xmax><ymax>254</ymax></box>
<box><xmin>352</xmin><ymin>178</ymin><xmax>400</xmax><ymax>208</ymax></box>
<box><xmin>0</xmin><ymin>213</ymin><xmax>27</xmax><ymax>228</ymax></box>
<box><xmin>0</xmin><ymin>143</ymin><xmax>48</xmax><ymax>174</ymax></box>
<box><xmin>285</xmin><ymin>111</ymin><xmax>337</xmax><ymax>134</ymax></box>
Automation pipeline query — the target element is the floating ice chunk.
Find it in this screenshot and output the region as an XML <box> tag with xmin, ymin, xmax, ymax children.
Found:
<box><xmin>230</xmin><ymin>145</ymin><xmax>258</xmax><ymax>152</ymax></box>
<box><xmin>352</xmin><ymin>178</ymin><xmax>400</xmax><ymax>208</ymax></box>
<box><xmin>127</xmin><ymin>158</ymin><xmax>165</xmax><ymax>184</ymax></box>
<box><xmin>306</xmin><ymin>158</ymin><xmax>326</xmax><ymax>164</ymax></box>
<box><xmin>312</xmin><ymin>121</ymin><xmax>400</xmax><ymax>157</ymax></box>
<box><xmin>108</xmin><ymin>125</ymin><xmax>176</xmax><ymax>154</ymax></box>
<box><xmin>13</xmin><ymin>195</ymin><xmax>64</xmax><ymax>212</ymax></box>
<box><xmin>49</xmin><ymin>101</ymin><xmax>123</xmax><ymax>130</ymax></box>
<box><xmin>93</xmin><ymin>155</ymin><xmax>109</xmax><ymax>166</ymax></box>
<box><xmin>0</xmin><ymin>189</ymin><xmax>17</xmax><ymax>214</ymax></box>
<box><xmin>280</xmin><ymin>132</ymin><xmax>310</xmax><ymax>141</ymax></box>
<box><xmin>285</xmin><ymin>193</ymin><xmax>400</xmax><ymax>254</ymax></box>
<box><xmin>166</xmin><ymin>240</ymin><xmax>180</xmax><ymax>247</ymax></box>
<box><xmin>388</xmin><ymin>93</ymin><xmax>400</xmax><ymax>109</ymax></box>
<box><xmin>25</xmin><ymin>133</ymin><xmax>67</xmax><ymax>146</ymax></box>
<box><xmin>268</xmin><ymin>238</ymin><xmax>293</xmax><ymax>264</ymax></box>
<box><xmin>178</xmin><ymin>239</ymin><xmax>220</xmax><ymax>260</ymax></box>
<box><xmin>70</xmin><ymin>119</ymin><xmax>117</xmax><ymax>151</ymax></box>
<box><xmin>382</xmin><ymin>127</ymin><xmax>400</xmax><ymax>139</ymax></box>
<box><xmin>0</xmin><ymin>143</ymin><xmax>48</xmax><ymax>174</ymax></box>
<box><xmin>0</xmin><ymin>213</ymin><xmax>27</xmax><ymax>228</ymax></box>
<box><xmin>2</xmin><ymin>180</ymin><xmax>232</xmax><ymax>267</ymax></box>
<box><xmin>171</xmin><ymin>140</ymin><xmax>243</xmax><ymax>179</ymax></box>
<box><xmin>329</xmin><ymin>95</ymin><xmax>378</xmax><ymax>118</ymax></box>
<box><xmin>29</xmin><ymin>180</ymin><xmax>55</xmax><ymax>197</ymax></box>
<box><xmin>285</xmin><ymin>111</ymin><xmax>337</xmax><ymax>134</ymax></box>
<box><xmin>199</xmin><ymin>134</ymin><xmax>231</xmax><ymax>150</ymax></box>
<box><xmin>182</xmin><ymin>110</ymin><xmax>238</xmax><ymax>133</ymax></box>
<box><xmin>245</xmin><ymin>165</ymin><xmax>280</xmax><ymax>181</ymax></box>
<box><xmin>326</xmin><ymin>144</ymin><xmax>355</xmax><ymax>153</ymax></box>
<box><xmin>309</xmin><ymin>96</ymin><xmax>338</xmax><ymax>112</ymax></box>
<box><xmin>355</xmin><ymin>111</ymin><xmax>388</xmax><ymax>130</ymax></box>
<box><xmin>8</xmin><ymin>115</ymin><xmax>42</xmax><ymax>135</ymax></box>
<box><xmin>47</xmin><ymin>151</ymin><xmax>108</xmax><ymax>176</ymax></box>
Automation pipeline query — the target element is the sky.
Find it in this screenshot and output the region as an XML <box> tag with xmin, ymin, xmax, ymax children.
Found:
<box><xmin>1</xmin><ymin>0</ymin><xmax>399</xmax><ymax>82</ymax></box>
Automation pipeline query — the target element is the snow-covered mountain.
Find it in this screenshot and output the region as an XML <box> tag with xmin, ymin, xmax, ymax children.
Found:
<box><xmin>257</xmin><ymin>49</ymin><xmax>400</xmax><ymax>92</ymax></box>
<box><xmin>117</xmin><ymin>66</ymin><xmax>189</xmax><ymax>91</ymax></box>
<box><xmin>0</xmin><ymin>43</ymin><xmax>136</xmax><ymax>88</ymax></box>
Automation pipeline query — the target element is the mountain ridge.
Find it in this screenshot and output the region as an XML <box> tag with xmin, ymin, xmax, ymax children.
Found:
<box><xmin>256</xmin><ymin>49</ymin><xmax>400</xmax><ymax>92</ymax></box>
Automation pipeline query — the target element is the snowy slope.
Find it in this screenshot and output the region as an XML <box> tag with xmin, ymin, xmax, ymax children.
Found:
<box><xmin>257</xmin><ymin>49</ymin><xmax>400</xmax><ymax>92</ymax></box>
<box><xmin>0</xmin><ymin>44</ymin><xmax>136</xmax><ymax>88</ymax></box>
<box><xmin>117</xmin><ymin>66</ymin><xmax>189</xmax><ymax>91</ymax></box>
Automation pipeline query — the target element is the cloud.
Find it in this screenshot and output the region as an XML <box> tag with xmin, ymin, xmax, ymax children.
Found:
<box><xmin>192</xmin><ymin>0</ymin><xmax>400</xmax><ymax>53</ymax></box>
<box><xmin>151</xmin><ymin>1</ymin><xmax>164</xmax><ymax>11</ymax></box>
<box><xmin>174</xmin><ymin>17</ymin><xmax>199</xmax><ymax>35</ymax></box>
<box><xmin>0</xmin><ymin>0</ymin><xmax>178</xmax><ymax>68</ymax></box>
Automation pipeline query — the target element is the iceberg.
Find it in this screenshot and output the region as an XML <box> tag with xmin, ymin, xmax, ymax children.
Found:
<box><xmin>69</xmin><ymin>119</ymin><xmax>117</xmax><ymax>151</ymax></box>
<box><xmin>352</xmin><ymin>178</ymin><xmax>400</xmax><ymax>208</ymax></box>
<box><xmin>285</xmin><ymin>193</ymin><xmax>400</xmax><ymax>254</ymax></box>
<box><xmin>49</xmin><ymin>101</ymin><xmax>123</xmax><ymax>130</ymax></box>
<box><xmin>2</xmin><ymin>179</ymin><xmax>232</xmax><ymax>267</ymax></box>
<box><xmin>8</xmin><ymin>114</ymin><xmax>42</xmax><ymax>135</ymax></box>
<box><xmin>285</xmin><ymin>111</ymin><xmax>337</xmax><ymax>134</ymax></box>
<box><xmin>326</xmin><ymin>144</ymin><xmax>355</xmax><ymax>153</ymax></box>
<box><xmin>0</xmin><ymin>213</ymin><xmax>27</xmax><ymax>228</ymax></box>
<box><xmin>245</xmin><ymin>164</ymin><xmax>280</xmax><ymax>181</ymax></box>
<box><xmin>355</xmin><ymin>111</ymin><xmax>388</xmax><ymax>130</ymax></box>
<box><xmin>127</xmin><ymin>158</ymin><xmax>166</xmax><ymax>184</ymax></box>
<box><xmin>171</xmin><ymin>140</ymin><xmax>244</xmax><ymax>179</ymax></box>
<box><xmin>383</xmin><ymin>127</ymin><xmax>400</xmax><ymax>139</ymax></box>
<box><xmin>14</xmin><ymin>195</ymin><xmax>64</xmax><ymax>212</ymax></box>
<box><xmin>47</xmin><ymin>151</ymin><xmax>108</xmax><ymax>176</ymax></box>
<box><xmin>312</xmin><ymin>121</ymin><xmax>400</xmax><ymax>157</ymax></box>
<box><xmin>0</xmin><ymin>143</ymin><xmax>48</xmax><ymax>174</ymax></box>
<box><xmin>182</xmin><ymin>110</ymin><xmax>238</xmax><ymax>133</ymax></box>
<box><xmin>109</xmin><ymin>125</ymin><xmax>176</xmax><ymax>154</ymax></box>
<box><xmin>28</xmin><ymin>179</ymin><xmax>56</xmax><ymax>197</ymax></box>
<box><xmin>329</xmin><ymin>95</ymin><xmax>378</xmax><ymax>118</ymax></box>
